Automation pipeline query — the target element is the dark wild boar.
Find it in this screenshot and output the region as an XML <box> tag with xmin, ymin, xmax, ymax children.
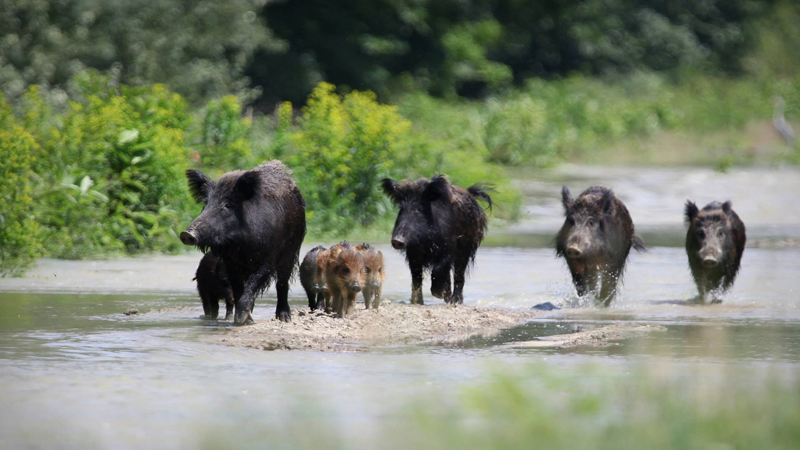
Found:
<box><xmin>194</xmin><ymin>253</ymin><xmax>234</xmax><ymax>320</ymax></box>
<box><xmin>180</xmin><ymin>161</ymin><xmax>306</xmax><ymax>325</ymax></box>
<box><xmin>325</xmin><ymin>242</ymin><xmax>365</xmax><ymax>317</ymax></box>
<box><xmin>684</xmin><ymin>200</ymin><xmax>746</xmax><ymax>302</ymax></box>
<box><xmin>356</xmin><ymin>243</ymin><xmax>385</xmax><ymax>310</ymax></box>
<box><xmin>556</xmin><ymin>185</ymin><xmax>645</xmax><ymax>306</ymax></box>
<box><xmin>382</xmin><ymin>175</ymin><xmax>492</xmax><ymax>305</ymax></box>
<box><xmin>300</xmin><ymin>245</ymin><xmax>327</xmax><ymax>311</ymax></box>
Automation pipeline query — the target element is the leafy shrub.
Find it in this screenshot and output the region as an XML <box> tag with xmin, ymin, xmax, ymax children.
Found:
<box><xmin>195</xmin><ymin>95</ymin><xmax>253</xmax><ymax>171</ymax></box>
<box><xmin>288</xmin><ymin>82</ymin><xmax>411</xmax><ymax>233</ymax></box>
<box><xmin>0</xmin><ymin>95</ymin><xmax>42</xmax><ymax>276</ymax></box>
<box><xmin>22</xmin><ymin>76</ymin><xmax>194</xmax><ymax>258</ymax></box>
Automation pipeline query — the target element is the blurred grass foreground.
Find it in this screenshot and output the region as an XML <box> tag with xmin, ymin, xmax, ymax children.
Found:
<box><xmin>198</xmin><ymin>361</ymin><xmax>800</xmax><ymax>450</ymax></box>
<box><xmin>1</xmin><ymin>0</ymin><xmax>800</xmax><ymax>274</ymax></box>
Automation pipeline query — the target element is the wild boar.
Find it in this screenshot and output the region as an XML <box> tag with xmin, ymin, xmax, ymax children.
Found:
<box><xmin>556</xmin><ymin>185</ymin><xmax>645</xmax><ymax>306</ymax></box>
<box><xmin>325</xmin><ymin>242</ymin><xmax>365</xmax><ymax>317</ymax></box>
<box><xmin>194</xmin><ymin>252</ymin><xmax>234</xmax><ymax>320</ymax></box>
<box><xmin>300</xmin><ymin>245</ymin><xmax>327</xmax><ymax>311</ymax></box>
<box><xmin>356</xmin><ymin>243</ymin><xmax>385</xmax><ymax>309</ymax></box>
<box><xmin>381</xmin><ymin>175</ymin><xmax>492</xmax><ymax>305</ymax></box>
<box><xmin>180</xmin><ymin>161</ymin><xmax>306</xmax><ymax>324</ymax></box>
<box><xmin>685</xmin><ymin>200</ymin><xmax>746</xmax><ymax>302</ymax></box>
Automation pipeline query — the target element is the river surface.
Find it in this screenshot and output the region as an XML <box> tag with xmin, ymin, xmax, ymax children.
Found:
<box><xmin>1</xmin><ymin>166</ymin><xmax>798</xmax><ymax>449</ymax></box>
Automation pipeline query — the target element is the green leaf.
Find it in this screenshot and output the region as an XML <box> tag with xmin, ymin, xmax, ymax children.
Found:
<box><xmin>118</xmin><ymin>129</ymin><xmax>140</xmax><ymax>145</ymax></box>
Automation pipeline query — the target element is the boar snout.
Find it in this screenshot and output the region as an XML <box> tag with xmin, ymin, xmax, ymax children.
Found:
<box><xmin>391</xmin><ymin>237</ymin><xmax>406</xmax><ymax>250</ymax></box>
<box><xmin>349</xmin><ymin>282</ymin><xmax>362</xmax><ymax>293</ymax></box>
<box><xmin>565</xmin><ymin>245</ymin><xmax>583</xmax><ymax>259</ymax></box>
<box><xmin>702</xmin><ymin>257</ymin><xmax>719</xmax><ymax>268</ymax></box>
<box><xmin>180</xmin><ymin>230</ymin><xmax>199</xmax><ymax>246</ymax></box>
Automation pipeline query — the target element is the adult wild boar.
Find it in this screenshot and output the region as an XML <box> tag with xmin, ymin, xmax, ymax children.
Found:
<box><xmin>194</xmin><ymin>253</ymin><xmax>234</xmax><ymax>320</ymax></box>
<box><xmin>556</xmin><ymin>185</ymin><xmax>645</xmax><ymax>306</ymax></box>
<box><xmin>180</xmin><ymin>161</ymin><xmax>306</xmax><ymax>324</ymax></box>
<box><xmin>356</xmin><ymin>243</ymin><xmax>385</xmax><ymax>310</ymax></box>
<box><xmin>325</xmin><ymin>242</ymin><xmax>365</xmax><ymax>317</ymax></box>
<box><xmin>684</xmin><ymin>200</ymin><xmax>746</xmax><ymax>302</ymax></box>
<box><xmin>381</xmin><ymin>175</ymin><xmax>492</xmax><ymax>305</ymax></box>
<box><xmin>300</xmin><ymin>245</ymin><xmax>327</xmax><ymax>311</ymax></box>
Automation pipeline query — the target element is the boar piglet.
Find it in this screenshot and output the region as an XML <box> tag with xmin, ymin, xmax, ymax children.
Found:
<box><xmin>556</xmin><ymin>185</ymin><xmax>645</xmax><ymax>306</ymax></box>
<box><xmin>685</xmin><ymin>200</ymin><xmax>746</xmax><ymax>302</ymax></box>
<box><xmin>180</xmin><ymin>161</ymin><xmax>306</xmax><ymax>325</ymax></box>
<box><xmin>325</xmin><ymin>242</ymin><xmax>365</xmax><ymax>318</ymax></box>
<box><xmin>194</xmin><ymin>253</ymin><xmax>234</xmax><ymax>320</ymax></box>
<box><xmin>356</xmin><ymin>243</ymin><xmax>385</xmax><ymax>310</ymax></box>
<box><xmin>382</xmin><ymin>175</ymin><xmax>492</xmax><ymax>305</ymax></box>
<box><xmin>300</xmin><ymin>246</ymin><xmax>327</xmax><ymax>311</ymax></box>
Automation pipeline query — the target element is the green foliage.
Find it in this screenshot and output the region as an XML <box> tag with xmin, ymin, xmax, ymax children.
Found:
<box><xmin>398</xmin><ymin>72</ymin><xmax>800</xmax><ymax>168</ymax></box>
<box><xmin>22</xmin><ymin>75</ymin><xmax>194</xmax><ymax>259</ymax></box>
<box><xmin>0</xmin><ymin>96</ymin><xmax>42</xmax><ymax>276</ymax></box>
<box><xmin>195</xmin><ymin>96</ymin><xmax>253</xmax><ymax>171</ymax></box>
<box><xmin>0</xmin><ymin>0</ymin><xmax>274</xmax><ymax>104</ymax></box>
<box><xmin>287</xmin><ymin>83</ymin><xmax>411</xmax><ymax>233</ymax></box>
<box><xmin>382</xmin><ymin>364</ymin><xmax>800</xmax><ymax>450</ymax></box>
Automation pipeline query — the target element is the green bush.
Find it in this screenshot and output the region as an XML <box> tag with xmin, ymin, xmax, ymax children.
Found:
<box><xmin>194</xmin><ymin>95</ymin><xmax>253</xmax><ymax>172</ymax></box>
<box><xmin>0</xmin><ymin>95</ymin><xmax>42</xmax><ymax>276</ymax></box>
<box><xmin>22</xmin><ymin>76</ymin><xmax>194</xmax><ymax>258</ymax></box>
<box><xmin>287</xmin><ymin>82</ymin><xmax>411</xmax><ymax>233</ymax></box>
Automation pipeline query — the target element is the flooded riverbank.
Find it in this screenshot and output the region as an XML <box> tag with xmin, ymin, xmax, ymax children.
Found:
<box><xmin>1</xmin><ymin>165</ymin><xmax>799</xmax><ymax>449</ymax></box>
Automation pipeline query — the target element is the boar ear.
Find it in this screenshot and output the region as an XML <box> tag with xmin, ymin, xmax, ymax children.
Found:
<box><xmin>721</xmin><ymin>201</ymin><xmax>732</xmax><ymax>214</ymax></box>
<box><xmin>186</xmin><ymin>170</ymin><xmax>214</xmax><ymax>203</ymax></box>
<box><xmin>425</xmin><ymin>175</ymin><xmax>451</xmax><ymax>202</ymax></box>
<box><xmin>234</xmin><ymin>171</ymin><xmax>260</xmax><ymax>201</ymax></box>
<box><xmin>381</xmin><ymin>178</ymin><xmax>403</xmax><ymax>204</ymax></box>
<box><xmin>601</xmin><ymin>189</ymin><xmax>615</xmax><ymax>214</ymax></box>
<box><xmin>685</xmin><ymin>200</ymin><xmax>699</xmax><ymax>223</ymax></box>
<box><xmin>561</xmin><ymin>186</ymin><xmax>573</xmax><ymax>213</ymax></box>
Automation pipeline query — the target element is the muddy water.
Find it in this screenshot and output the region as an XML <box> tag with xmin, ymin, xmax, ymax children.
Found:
<box><xmin>1</xmin><ymin>166</ymin><xmax>799</xmax><ymax>449</ymax></box>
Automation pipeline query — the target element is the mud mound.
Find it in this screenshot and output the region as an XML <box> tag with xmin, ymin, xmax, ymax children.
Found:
<box><xmin>208</xmin><ymin>302</ymin><xmax>537</xmax><ymax>352</ymax></box>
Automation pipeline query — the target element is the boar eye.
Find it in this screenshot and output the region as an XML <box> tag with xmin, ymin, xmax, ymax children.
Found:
<box><xmin>696</xmin><ymin>230</ymin><xmax>705</xmax><ymax>239</ymax></box>
<box><xmin>717</xmin><ymin>229</ymin><xmax>724</xmax><ymax>238</ymax></box>
<box><xmin>342</xmin><ymin>267</ymin><xmax>350</xmax><ymax>274</ymax></box>
<box><xmin>379</xmin><ymin>268</ymin><xmax>383</xmax><ymax>273</ymax></box>
<box><xmin>588</xmin><ymin>218</ymin><xmax>596</xmax><ymax>227</ymax></box>
<box><xmin>567</xmin><ymin>216</ymin><xmax>575</xmax><ymax>226</ymax></box>
<box><xmin>222</xmin><ymin>202</ymin><xmax>231</xmax><ymax>210</ymax></box>
<box><xmin>365</xmin><ymin>267</ymin><xmax>371</xmax><ymax>273</ymax></box>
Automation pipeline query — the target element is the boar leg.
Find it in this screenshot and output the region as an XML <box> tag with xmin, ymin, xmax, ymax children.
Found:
<box><xmin>451</xmin><ymin>258</ymin><xmax>468</xmax><ymax>305</ymax></box>
<box><xmin>315</xmin><ymin>292</ymin><xmax>325</xmax><ymax>311</ymax></box>
<box><xmin>362</xmin><ymin>287</ymin><xmax>373</xmax><ymax>309</ymax></box>
<box><xmin>345</xmin><ymin>292</ymin><xmax>357</xmax><ymax>317</ymax></box>
<box><xmin>224</xmin><ymin>290</ymin><xmax>234</xmax><ymax>321</ymax></box>
<box><xmin>208</xmin><ymin>296</ymin><xmax>220</xmax><ymax>319</ymax></box>
<box><xmin>306</xmin><ymin>289</ymin><xmax>318</xmax><ymax>311</ymax></box>
<box><xmin>373</xmin><ymin>286</ymin><xmax>382</xmax><ymax>310</ymax></box>
<box><xmin>597</xmin><ymin>269</ymin><xmax>620</xmax><ymax>307</ymax></box>
<box><xmin>234</xmin><ymin>267</ymin><xmax>273</xmax><ymax>325</ymax></box>
<box><xmin>430</xmin><ymin>263</ymin><xmax>452</xmax><ymax>303</ymax></box>
<box><xmin>200</xmin><ymin>292</ymin><xmax>214</xmax><ymax>319</ymax></box>
<box><xmin>410</xmin><ymin>265</ymin><xmax>424</xmax><ymax>305</ymax></box>
<box><xmin>323</xmin><ymin>290</ymin><xmax>333</xmax><ymax>313</ymax></box>
<box><xmin>275</xmin><ymin>277</ymin><xmax>292</xmax><ymax>323</ymax></box>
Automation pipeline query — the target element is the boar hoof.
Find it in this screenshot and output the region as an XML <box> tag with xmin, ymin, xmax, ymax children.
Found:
<box><xmin>276</xmin><ymin>311</ymin><xmax>292</xmax><ymax>323</ymax></box>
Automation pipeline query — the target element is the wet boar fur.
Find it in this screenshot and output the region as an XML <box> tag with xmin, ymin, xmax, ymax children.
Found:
<box><xmin>194</xmin><ymin>253</ymin><xmax>234</xmax><ymax>320</ymax></box>
<box><xmin>300</xmin><ymin>245</ymin><xmax>327</xmax><ymax>311</ymax></box>
<box><xmin>356</xmin><ymin>243</ymin><xmax>385</xmax><ymax>310</ymax></box>
<box><xmin>556</xmin><ymin>185</ymin><xmax>645</xmax><ymax>306</ymax></box>
<box><xmin>382</xmin><ymin>175</ymin><xmax>492</xmax><ymax>305</ymax></box>
<box><xmin>181</xmin><ymin>161</ymin><xmax>306</xmax><ymax>325</ymax></box>
<box><xmin>685</xmin><ymin>200</ymin><xmax>746</xmax><ymax>301</ymax></box>
<box><xmin>325</xmin><ymin>242</ymin><xmax>365</xmax><ymax>317</ymax></box>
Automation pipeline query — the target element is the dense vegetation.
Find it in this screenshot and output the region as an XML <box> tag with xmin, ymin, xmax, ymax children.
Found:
<box><xmin>0</xmin><ymin>0</ymin><xmax>798</xmax><ymax>274</ymax></box>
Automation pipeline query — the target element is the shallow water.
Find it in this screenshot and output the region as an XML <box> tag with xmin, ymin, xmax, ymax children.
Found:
<box><xmin>1</xmin><ymin>165</ymin><xmax>799</xmax><ymax>449</ymax></box>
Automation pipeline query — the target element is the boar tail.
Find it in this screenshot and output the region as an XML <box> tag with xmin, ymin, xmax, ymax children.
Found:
<box><xmin>632</xmin><ymin>234</ymin><xmax>646</xmax><ymax>252</ymax></box>
<box><xmin>468</xmin><ymin>183</ymin><xmax>494</xmax><ymax>211</ymax></box>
